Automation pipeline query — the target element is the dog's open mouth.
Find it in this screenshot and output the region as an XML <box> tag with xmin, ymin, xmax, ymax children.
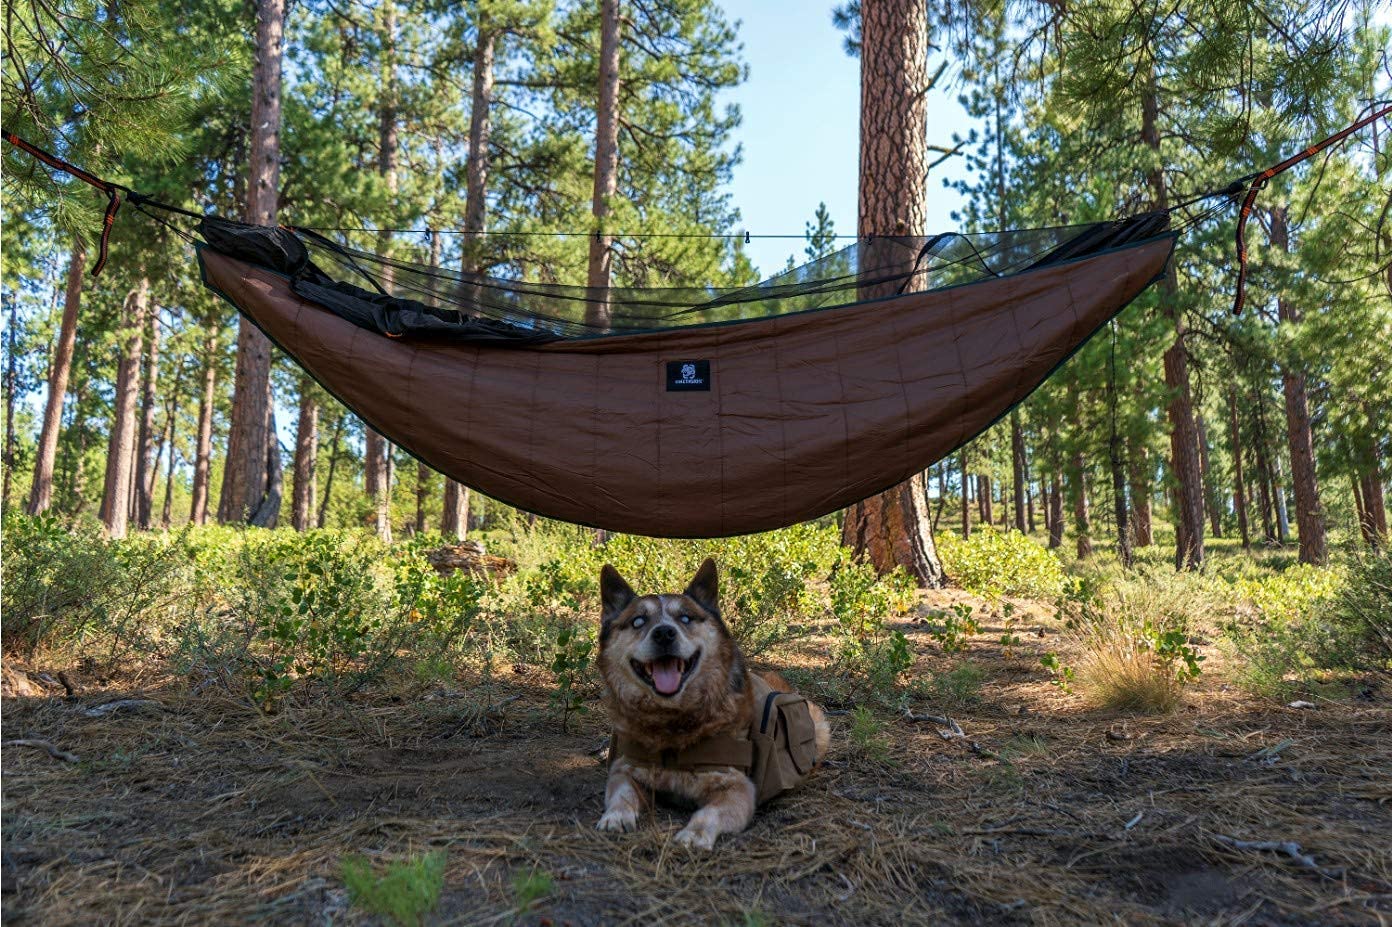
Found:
<box><xmin>631</xmin><ymin>650</ymin><xmax>701</xmax><ymax>696</ymax></box>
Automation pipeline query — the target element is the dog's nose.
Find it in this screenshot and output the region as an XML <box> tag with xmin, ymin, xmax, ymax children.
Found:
<box><xmin>651</xmin><ymin>625</ymin><xmax>677</xmax><ymax>646</ymax></box>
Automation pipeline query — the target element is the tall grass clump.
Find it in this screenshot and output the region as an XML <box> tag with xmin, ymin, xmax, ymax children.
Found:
<box><xmin>1062</xmin><ymin>569</ymin><xmax>1206</xmax><ymax>713</ymax></box>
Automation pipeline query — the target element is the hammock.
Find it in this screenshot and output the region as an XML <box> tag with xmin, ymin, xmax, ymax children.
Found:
<box><xmin>195</xmin><ymin>215</ymin><xmax>1174</xmax><ymax>536</ymax></box>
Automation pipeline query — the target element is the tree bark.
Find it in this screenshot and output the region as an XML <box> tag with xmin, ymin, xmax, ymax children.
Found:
<box><xmin>585</xmin><ymin>0</ymin><xmax>622</xmax><ymax>328</ymax></box>
<box><xmin>442</xmin><ymin>480</ymin><xmax>469</xmax><ymax>539</ymax></box>
<box><xmin>160</xmin><ymin>387</ymin><xmax>178</xmax><ymax>528</ymax></box>
<box><xmin>1228</xmin><ymin>386</ymin><xmax>1250</xmax><ymax>549</ymax></box>
<box><xmin>100</xmin><ymin>278</ymin><xmax>149</xmax><ymax>538</ymax></box>
<box><xmin>1011</xmin><ymin>412</ymin><xmax>1027</xmax><ymax>532</ymax></box>
<box><xmin>1197</xmin><ymin>413</ymin><xmax>1221</xmax><ymax>538</ymax></box>
<box><xmin>190</xmin><ymin>333</ymin><xmax>217</xmax><ymax>525</ymax></box>
<box><xmin>318</xmin><ymin>413</ymin><xmax>343</xmax><ymax>528</ymax></box>
<box><xmin>1268</xmin><ymin>205</ymin><xmax>1326</xmax><ymax>564</ymax></box>
<box><xmin>959</xmin><ymin>450</ymin><xmax>971</xmax><ymax>539</ymax></box>
<box><xmin>291</xmin><ymin>377</ymin><xmax>318</xmax><ymax>531</ymax></box>
<box><xmin>414</xmin><ymin>461</ymin><xmax>429</xmax><ymax>535</ymax></box>
<box><xmin>839</xmin><ymin>0</ymin><xmax>944</xmax><ymax>587</ymax></box>
<box><xmin>1048</xmin><ymin>472</ymin><xmax>1065</xmax><ymax>549</ymax></box>
<box><xmin>1070</xmin><ymin>449</ymin><xmax>1091</xmax><ymax>559</ymax></box>
<box><xmin>978</xmin><ymin>474</ymin><xmax>992</xmax><ymax>525</ymax></box>
<box><xmin>1127</xmin><ymin>439</ymin><xmax>1153</xmax><ymax>547</ymax></box>
<box><xmin>3</xmin><ymin>293</ymin><xmax>18</xmax><ymax>511</ymax></box>
<box><xmin>1360</xmin><ymin>469</ymin><xmax>1387</xmax><ymax>548</ymax></box>
<box><xmin>1143</xmin><ymin>72</ymin><xmax>1203</xmax><ymax>570</ymax></box>
<box><xmin>220</xmin><ymin>0</ymin><xmax>284</xmax><ymax>525</ymax></box>
<box><xmin>132</xmin><ymin>305</ymin><xmax>161</xmax><ymax>529</ymax></box>
<box><xmin>464</xmin><ymin>21</ymin><xmax>495</xmax><ymax>281</ymax></box>
<box><xmin>28</xmin><ymin>239</ymin><xmax>85</xmax><ymax>515</ymax></box>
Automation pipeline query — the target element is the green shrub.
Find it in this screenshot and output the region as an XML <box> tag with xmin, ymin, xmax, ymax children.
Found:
<box><xmin>549</xmin><ymin>623</ymin><xmax>595</xmax><ymax>727</ymax></box>
<box><xmin>936</xmin><ymin>527</ymin><xmax>1066</xmax><ymax>601</ymax></box>
<box><xmin>846</xmin><ymin>706</ymin><xmax>893</xmax><ymax>765</ymax></box>
<box><xmin>921</xmin><ymin>602</ymin><xmax>980</xmax><ymax>653</ymax></box>
<box><xmin>1</xmin><ymin>512</ymin><xmax>187</xmax><ymax>660</ymax></box>
<box><xmin>1330</xmin><ymin>549</ymin><xmax>1392</xmax><ymax>668</ymax></box>
<box><xmin>340</xmin><ymin>850</ymin><xmax>446</xmax><ymax>927</ymax></box>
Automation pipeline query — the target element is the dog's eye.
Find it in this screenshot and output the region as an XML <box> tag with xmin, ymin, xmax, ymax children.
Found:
<box><xmin>632</xmin><ymin>616</ymin><xmax>646</xmax><ymax>628</ymax></box>
<box><xmin>680</xmin><ymin>614</ymin><xmax>691</xmax><ymax>624</ymax></box>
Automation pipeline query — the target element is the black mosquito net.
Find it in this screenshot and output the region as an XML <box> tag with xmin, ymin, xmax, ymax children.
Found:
<box><xmin>199</xmin><ymin>211</ymin><xmax>1171</xmax><ymax>345</ymax></box>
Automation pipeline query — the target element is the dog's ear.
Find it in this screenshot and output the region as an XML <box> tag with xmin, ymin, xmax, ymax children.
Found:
<box><xmin>599</xmin><ymin>564</ymin><xmax>636</xmax><ymax>620</ymax></box>
<box><xmin>683</xmin><ymin>558</ymin><xmax>719</xmax><ymax>614</ymax></box>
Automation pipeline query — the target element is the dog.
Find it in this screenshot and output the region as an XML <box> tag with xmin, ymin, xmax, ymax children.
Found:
<box><xmin>594</xmin><ymin>558</ymin><xmax>831</xmax><ymax>849</ymax></box>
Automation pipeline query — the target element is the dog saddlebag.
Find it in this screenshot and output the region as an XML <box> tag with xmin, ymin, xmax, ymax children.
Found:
<box><xmin>750</xmin><ymin>685</ymin><xmax>820</xmax><ymax>805</ymax></box>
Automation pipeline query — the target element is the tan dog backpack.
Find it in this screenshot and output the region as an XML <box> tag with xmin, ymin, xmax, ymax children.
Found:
<box><xmin>610</xmin><ymin>675</ymin><xmax>820</xmax><ymax>805</ymax></box>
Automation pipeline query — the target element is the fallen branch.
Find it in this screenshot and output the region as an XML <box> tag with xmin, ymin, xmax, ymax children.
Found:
<box><xmin>903</xmin><ymin>710</ymin><xmax>965</xmax><ymax>739</ymax></box>
<box><xmin>4</xmin><ymin>739</ymin><xmax>79</xmax><ymax>763</ymax></box>
<box><xmin>1212</xmin><ymin>835</ymin><xmax>1341</xmax><ymax>878</ymax></box>
<box><xmin>82</xmin><ymin>698</ymin><xmax>159</xmax><ymax>717</ymax></box>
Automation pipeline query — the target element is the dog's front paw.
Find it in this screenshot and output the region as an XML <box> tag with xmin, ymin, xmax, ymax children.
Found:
<box><xmin>672</xmin><ymin>824</ymin><xmax>718</xmax><ymax>851</ymax></box>
<box><xmin>596</xmin><ymin>807</ymin><xmax>639</xmax><ymax>833</ymax></box>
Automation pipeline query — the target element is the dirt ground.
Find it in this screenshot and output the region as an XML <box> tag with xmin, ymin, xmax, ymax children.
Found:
<box><xmin>3</xmin><ymin>589</ymin><xmax>1390</xmax><ymax>926</ymax></box>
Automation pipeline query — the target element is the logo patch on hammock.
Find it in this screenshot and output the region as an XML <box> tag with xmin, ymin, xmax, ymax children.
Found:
<box><xmin>666</xmin><ymin>360</ymin><xmax>710</xmax><ymax>391</ymax></box>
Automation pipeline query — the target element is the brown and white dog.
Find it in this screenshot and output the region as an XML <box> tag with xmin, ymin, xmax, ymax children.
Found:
<box><xmin>595</xmin><ymin>558</ymin><xmax>830</xmax><ymax>849</ymax></box>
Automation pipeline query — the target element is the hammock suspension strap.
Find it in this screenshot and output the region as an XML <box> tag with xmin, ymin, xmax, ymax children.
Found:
<box><xmin>1231</xmin><ymin>104</ymin><xmax>1391</xmax><ymax>315</ymax></box>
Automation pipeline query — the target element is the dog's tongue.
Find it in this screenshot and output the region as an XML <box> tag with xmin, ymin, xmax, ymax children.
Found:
<box><xmin>650</xmin><ymin>658</ymin><xmax>684</xmax><ymax>695</ymax></box>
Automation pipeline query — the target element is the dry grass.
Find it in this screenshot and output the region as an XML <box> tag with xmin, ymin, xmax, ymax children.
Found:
<box><xmin>3</xmin><ymin>587</ymin><xmax>1390</xmax><ymax>926</ymax></box>
<box><xmin>1074</xmin><ymin>623</ymin><xmax>1184</xmax><ymax>713</ymax></box>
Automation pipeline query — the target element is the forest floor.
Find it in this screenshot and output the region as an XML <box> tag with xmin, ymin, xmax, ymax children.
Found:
<box><xmin>3</xmin><ymin>587</ymin><xmax>1390</xmax><ymax>926</ymax></box>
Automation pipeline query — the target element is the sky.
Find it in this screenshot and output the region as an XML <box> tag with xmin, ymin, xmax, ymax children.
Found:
<box><xmin>716</xmin><ymin>1</ymin><xmax>977</xmax><ymax>275</ymax></box>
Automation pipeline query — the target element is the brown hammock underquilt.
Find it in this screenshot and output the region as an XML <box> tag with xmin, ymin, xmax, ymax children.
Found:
<box><xmin>199</xmin><ymin>235</ymin><xmax>1174</xmax><ymax>537</ymax></box>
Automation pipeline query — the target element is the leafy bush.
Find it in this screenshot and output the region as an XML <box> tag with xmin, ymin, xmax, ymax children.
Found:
<box><xmin>936</xmin><ymin>527</ymin><xmax>1066</xmax><ymax>601</ymax></box>
<box><xmin>1329</xmin><ymin>550</ymin><xmax>1392</xmax><ymax>668</ymax></box>
<box><xmin>340</xmin><ymin>850</ymin><xmax>446</xmax><ymax>927</ymax></box>
<box><xmin>1224</xmin><ymin>552</ymin><xmax>1389</xmax><ymax>696</ymax></box>
<box><xmin>921</xmin><ymin>602</ymin><xmax>980</xmax><ymax>653</ymax></box>
<box><xmin>1</xmin><ymin>512</ymin><xmax>187</xmax><ymax>660</ymax></box>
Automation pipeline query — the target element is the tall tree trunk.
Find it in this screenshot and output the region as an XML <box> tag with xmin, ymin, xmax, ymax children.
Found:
<box><xmin>1011</xmin><ymin>412</ymin><xmax>1026</xmax><ymax>532</ymax></box>
<box><xmin>414</xmin><ymin>462</ymin><xmax>429</xmax><ymax>535</ymax></box>
<box><xmin>318</xmin><ymin>413</ymin><xmax>343</xmax><ymax>528</ymax></box>
<box><xmin>1109</xmin><ymin>426</ymin><xmax>1132</xmax><ymax>568</ymax></box>
<box><xmin>1197</xmin><ymin>413</ymin><xmax>1221</xmax><ymax>538</ymax></box>
<box><xmin>132</xmin><ymin>306</ymin><xmax>161</xmax><ymax>529</ymax></box>
<box><xmin>190</xmin><ymin>332</ymin><xmax>217</xmax><ymax>525</ymax></box>
<box><xmin>250</xmin><ymin>407</ymin><xmax>282</xmax><ymax>528</ymax></box>
<box><xmin>1048</xmin><ymin>472</ymin><xmax>1065</xmax><ymax>549</ymax></box>
<box><xmin>439</xmin><ymin>15</ymin><xmax>493</xmax><ymax>541</ymax></box>
<box><xmin>441</xmin><ymin>481</ymin><xmax>469</xmax><ymax>540</ymax></box>
<box><xmin>27</xmin><ymin>239</ymin><xmax>85</xmax><ymax>515</ymax></box>
<box><xmin>1353</xmin><ymin>474</ymin><xmax>1373</xmax><ymax>546</ymax></box>
<box><xmin>220</xmin><ymin>0</ymin><xmax>284</xmax><ymax>526</ymax></box>
<box><xmin>291</xmin><ymin>376</ymin><xmax>318</xmax><ymax>531</ymax></box>
<box><xmin>839</xmin><ymin>0</ymin><xmax>944</xmax><ymax>587</ymax></box>
<box><xmin>3</xmin><ymin>294</ymin><xmax>18</xmax><ymax>511</ymax></box>
<box><xmin>1252</xmin><ymin>412</ymin><xmax>1276</xmax><ymax>543</ymax></box>
<box><xmin>1127</xmin><ymin>439</ymin><xmax>1153</xmax><ymax>547</ymax></box>
<box><xmin>959</xmin><ymin>451</ymin><xmax>971</xmax><ymax>539</ymax></box>
<box><xmin>1070</xmin><ymin>449</ymin><xmax>1091</xmax><ymax>559</ymax></box>
<box><xmin>1143</xmin><ymin>73</ymin><xmax>1203</xmax><ymax>570</ymax></box>
<box><xmin>585</xmin><ymin>0</ymin><xmax>622</xmax><ymax>329</ymax></box>
<box><xmin>1228</xmin><ymin>386</ymin><xmax>1250</xmax><ymax>550</ymax></box>
<box><xmin>1272</xmin><ymin>455</ymin><xmax>1290</xmax><ymax>544</ymax></box>
<box><xmin>160</xmin><ymin>389</ymin><xmax>178</xmax><ymax>528</ymax></box>
<box><xmin>1268</xmin><ymin>206</ymin><xmax>1327</xmax><ymax>564</ymax></box>
<box><xmin>1360</xmin><ymin>469</ymin><xmax>1387</xmax><ymax>548</ymax></box>
<box><xmin>100</xmin><ymin>278</ymin><xmax>149</xmax><ymax>538</ymax></box>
